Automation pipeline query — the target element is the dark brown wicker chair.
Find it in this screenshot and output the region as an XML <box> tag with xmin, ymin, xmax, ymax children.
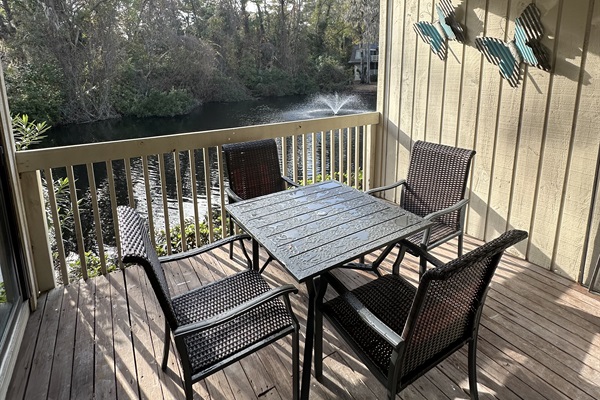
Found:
<box><xmin>315</xmin><ymin>230</ymin><xmax>527</xmax><ymax>400</ymax></box>
<box><xmin>223</xmin><ymin>139</ymin><xmax>299</xmax><ymax>269</ymax></box>
<box><xmin>356</xmin><ymin>140</ymin><xmax>475</xmax><ymax>277</ymax></box>
<box><xmin>117</xmin><ymin>206</ymin><xmax>300</xmax><ymax>400</ymax></box>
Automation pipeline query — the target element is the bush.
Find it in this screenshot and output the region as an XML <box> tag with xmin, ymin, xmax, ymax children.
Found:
<box><xmin>5</xmin><ymin>62</ymin><xmax>64</xmax><ymax>124</ymax></box>
<box><xmin>155</xmin><ymin>215</ymin><xmax>223</xmax><ymax>256</ymax></box>
<box><xmin>314</xmin><ymin>56</ymin><xmax>351</xmax><ymax>93</ymax></box>
<box><xmin>252</xmin><ymin>68</ymin><xmax>295</xmax><ymax>97</ymax></box>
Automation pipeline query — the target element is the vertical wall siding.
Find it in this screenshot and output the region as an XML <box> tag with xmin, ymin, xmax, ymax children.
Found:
<box><xmin>376</xmin><ymin>0</ymin><xmax>600</xmax><ymax>282</ymax></box>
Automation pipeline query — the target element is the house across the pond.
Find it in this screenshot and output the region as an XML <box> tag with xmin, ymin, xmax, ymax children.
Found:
<box><xmin>349</xmin><ymin>43</ymin><xmax>378</xmax><ymax>83</ymax></box>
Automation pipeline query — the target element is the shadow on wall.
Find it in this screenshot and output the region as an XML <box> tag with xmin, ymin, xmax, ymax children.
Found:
<box><xmin>385</xmin><ymin>129</ymin><xmax>598</xmax><ymax>287</ymax></box>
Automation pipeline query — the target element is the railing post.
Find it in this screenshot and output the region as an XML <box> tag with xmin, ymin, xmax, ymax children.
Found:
<box><xmin>20</xmin><ymin>170</ymin><xmax>55</xmax><ymax>291</ymax></box>
<box><xmin>364</xmin><ymin>123</ymin><xmax>377</xmax><ymax>191</ymax></box>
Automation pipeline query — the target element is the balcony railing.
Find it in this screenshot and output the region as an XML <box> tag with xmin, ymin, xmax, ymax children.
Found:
<box><xmin>15</xmin><ymin>112</ymin><xmax>380</xmax><ymax>290</ymax></box>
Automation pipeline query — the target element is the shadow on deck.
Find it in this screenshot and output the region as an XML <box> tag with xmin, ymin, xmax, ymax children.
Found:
<box><xmin>7</xmin><ymin>236</ymin><xmax>600</xmax><ymax>399</ymax></box>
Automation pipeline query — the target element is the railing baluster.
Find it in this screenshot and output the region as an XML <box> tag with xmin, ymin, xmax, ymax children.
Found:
<box><xmin>203</xmin><ymin>148</ymin><xmax>214</xmax><ymax>242</ymax></box>
<box><xmin>125</xmin><ymin>158</ymin><xmax>134</xmax><ymax>207</ymax></box>
<box><xmin>281</xmin><ymin>137</ymin><xmax>288</xmax><ymax>178</ymax></box>
<box><xmin>189</xmin><ymin>150</ymin><xmax>200</xmax><ymax>246</ymax></box>
<box><xmin>174</xmin><ymin>150</ymin><xmax>187</xmax><ymax>252</ymax></box>
<box><xmin>302</xmin><ymin>134</ymin><xmax>308</xmax><ymax>184</ymax></box>
<box><xmin>311</xmin><ymin>132</ymin><xmax>317</xmax><ymax>183</ymax></box>
<box><xmin>86</xmin><ymin>163</ymin><xmax>106</xmax><ymax>275</ymax></box>
<box><xmin>338</xmin><ymin>129</ymin><xmax>343</xmax><ymax>183</ymax></box>
<box><xmin>142</xmin><ymin>155</ymin><xmax>156</xmax><ymax>247</ymax></box>
<box><xmin>216</xmin><ymin>145</ymin><xmax>227</xmax><ymax>237</ymax></box>
<box><xmin>320</xmin><ymin>131</ymin><xmax>326</xmax><ymax>181</ymax></box>
<box><xmin>158</xmin><ymin>153</ymin><xmax>171</xmax><ymax>254</ymax></box>
<box><xmin>44</xmin><ymin>168</ymin><xmax>68</xmax><ymax>283</ymax></box>
<box><xmin>106</xmin><ymin>160</ymin><xmax>123</xmax><ymax>267</ymax></box>
<box><xmin>347</xmin><ymin>127</ymin><xmax>352</xmax><ymax>186</ymax></box>
<box><xmin>354</xmin><ymin>127</ymin><xmax>360</xmax><ymax>188</ymax></box>
<box><xmin>330</xmin><ymin>130</ymin><xmax>335</xmax><ymax>179</ymax></box>
<box><xmin>67</xmin><ymin>165</ymin><xmax>87</xmax><ymax>278</ymax></box>
<box><xmin>292</xmin><ymin>135</ymin><xmax>298</xmax><ymax>183</ymax></box>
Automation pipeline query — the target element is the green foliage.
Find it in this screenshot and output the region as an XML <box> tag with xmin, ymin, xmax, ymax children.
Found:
<box><xmin>0</xmin><ymin>282</ymin><xmax>6</xmax><ymax>303</ymax></box>
<box><xmin>67</xmin><ymin>251</ymin><xmax>118</xmax><ymax>282</ymax></box>
<box><xmin>4</xmin><ymin>62</ymin><xmax>64</xmax><ymax>124</ymax></box>
<box><xmin>155</xmin><ymin>216</ymin><xmax>223</xmax><ymax>256</ymax></box>
<box><xmin>315</xmin><ymin>56</ymin><xmax>352</xmax><ymax>92</ymax></box>
<box><xmin>12</xmin><ymin>114</ymin><xmax>50</xmax><ymax>150</ymax></box>
<box><xmin>209</xmin><ymin>72</ymin><xmax>254</xmax><ymax>102</ymax></box>
<box><xmin>114</xmin><ymin>89</ymin><xmax>198</xmax><ymax>118</ymax></box>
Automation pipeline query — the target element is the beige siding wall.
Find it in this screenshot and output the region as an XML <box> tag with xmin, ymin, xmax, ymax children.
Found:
<box><xmin>376</xmin><ymin>0</ymin><xmax>600</xmax><ymax>283</ymax></box>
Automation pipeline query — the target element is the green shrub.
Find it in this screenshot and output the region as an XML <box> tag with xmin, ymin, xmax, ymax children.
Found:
<box><xmin>67</xmin><ymin>251</ymin><xmax>118</xmax><ymax>282</ymax></box>
<box><xmin>4</xmin><ymin>62</ymin><xmax>64</xmax><ymax>124</ymax></box>
<box><xmin>155</xmin><ymin>216</ymin><xmax>223</xmax><ymax>256</ymax></box>
<box><xmin>12</xmin><ymin>114</ymin><xmax>50</xmax><ymax>150</ymax></box>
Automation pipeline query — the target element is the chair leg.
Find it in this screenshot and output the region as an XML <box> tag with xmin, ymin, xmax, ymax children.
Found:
<box><xmin>184</xmin><ymin>378</ymin><xmax>194</xmax><ymax>400</ymax></box>
<box><xmin>418</xmin><ymin>254</ymin><xmax>427</xmax><ymax>279</ymax></box>
<box><xmin>161</xmin><ymin>320</ymin><xmax>170</xmax><ymax>371</ymax></box>
<box><xmin>458</xmin><ymin>233</ymin><xmax>464</xmax><ymax>257</ymax></box>
<box><xmin>468</xmin><ymin>338</ymin><xmax>480</xmax><ymax>400</ymax></box>
<box><xmin>392</xmin><ymin>244</ymin><xmax>407</xmax><ymax>275</ymax></box>
<box><xmin>314</xmin><ymin>278</ymin><xmax>328</xmax><ymax>382</ymax></box>
<box><xmin>228</xmin><ymin>218</ymin><xmax>235</xmax><ymax>259</ymax></box>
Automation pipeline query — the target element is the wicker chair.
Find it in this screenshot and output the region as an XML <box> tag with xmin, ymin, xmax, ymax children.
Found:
<box><xmin>223</xmin><ymin>139</ymin><xmax>299</xmax><ymax>269</ymax></box>
<box><xmin>357</xmin><ymin>140</ymin><xmax>475</xmax><ymax>277</ymax></box>
<box><xmin>117</xmin><ymin>206</ymin><xmax>300</xmax><ymax>400</ymax></box>
<box><xmin>315</xmin><ymin>230</ymin><xmax>527</xmax><ymax>400</ymax></box>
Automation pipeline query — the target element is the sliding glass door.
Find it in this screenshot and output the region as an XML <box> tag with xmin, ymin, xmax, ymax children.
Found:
<box><xmin>0</xmin><ymin>148</ymin><xmax>25</xmax><ymax>359</ymax></box>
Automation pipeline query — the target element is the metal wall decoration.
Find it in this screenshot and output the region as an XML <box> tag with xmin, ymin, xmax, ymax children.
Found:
<box><xmin>414</xmin><ymin>0</ymin><xmax>466</xmax><ymax>60</ymax></box>
<box><xmin>475</xmin><ymin>3</ymin><xmax>552</xmax><ymax>88</ymax></box>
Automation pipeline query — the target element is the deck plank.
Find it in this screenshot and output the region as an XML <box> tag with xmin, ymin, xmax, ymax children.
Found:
<box><xmin>47</xmin><ymin>282</ymin><xmax>79</xmax><ymax>399</ymax></box>
<box><xmin>71</xmin><ymin>278</ymin><xmax>97</xmax><ymax>399</ymax></box>
<box><xmin>94</xmin><ymin>275</ymin><xmax>117</xmax><ymax>400</ymax></box>
<box><xmin>6</xmin><ymin>292</ymin><xmax>48</xmax><ymax>398</ymax></box>
<box><xmin>110</xmin><ymin>271</ymin><xmax>140</xmax><ymax>399</ymax></box>
<box><xmin>24</xmin><ymin>287</ymin><xmax>63</xmax><ymax>400</ymax></box>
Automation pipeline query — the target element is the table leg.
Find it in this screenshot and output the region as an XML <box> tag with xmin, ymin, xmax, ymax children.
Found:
<box><xmin>301</xmin><ymin>276</ymin><xmax>319</xmax><ymax>400</ymax></box>
<box><xmin>252</xmin><ymin>239</ymin><xmax>260</xmax><ymax>271</ymax></box>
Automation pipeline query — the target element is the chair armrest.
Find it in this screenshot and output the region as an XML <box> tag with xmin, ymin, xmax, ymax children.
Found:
<box><xmin>365</xmin><ymin>179</ymin><xmax>406</xmax><ymax>195</ymax></box>
<box><xmin>173</xmin><ymin>284</ymin><xmax>299</xmax><ymax>337</ymax></box>
<box><xmin>422</xmin><ymin>198</ymin><xmax>469</xmax><ymax>222</ymax></box>
<box><xmin>159</xmin><ymin>234</ymin><xmax>251</xmax><ymax>263</ymax></box>
<box><xmin>225</xmin><ymin>187</ymin><xmax>244</xmax><ymax>203</ymax></box>
<box><xmin>343</xmin><ymin>292</ymin><xmax>402</xmax><ymax>347</ymax></box>
<box><xmin>282</xmin><ymin>176</ymin><xmax>301</xmax><ymax>188</ymax></box>
<box><xmin>418</xmin><ymin>199</ymin><xmax>469</xmax><ymax>246</ymax></box>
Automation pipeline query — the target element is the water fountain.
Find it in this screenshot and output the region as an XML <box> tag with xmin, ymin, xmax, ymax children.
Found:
<box><xmin>279</xmin><ymin>92</ymin><xmax>371</xmax><ymax>121</ymax></box>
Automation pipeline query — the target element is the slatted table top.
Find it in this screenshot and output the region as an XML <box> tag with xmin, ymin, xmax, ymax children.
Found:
<box><xmin>226</xmin><ymin>180</ymin><xmax>433</xmax><ymax>282</ymax></box>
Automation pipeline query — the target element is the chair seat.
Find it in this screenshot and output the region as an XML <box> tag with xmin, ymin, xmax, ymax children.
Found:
<box><xmin>172</xmin><ymin>270</ymin><xmax>295</xmax><ymax>374</ymax></box>
<box><xmin>323</xmin><ymin>274</ymin><xmax>416</xmax><ymax>375</ymax></box>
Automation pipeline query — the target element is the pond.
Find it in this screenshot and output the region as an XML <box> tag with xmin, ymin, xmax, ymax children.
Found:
<box><xmin>40</xmin><ymin>92</ymin><xmax>377</xmax><ymax>262</ymax></box>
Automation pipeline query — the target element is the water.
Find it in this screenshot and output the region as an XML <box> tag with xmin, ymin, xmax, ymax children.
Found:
<box><xmin>40</xmin><ymin>93</ymin><xmax>376</xmax><ymax>255</ymax></box>
<box><xmin>42</xmin><ymin>93</ymin><xmax>375</xmax><ymax>147</ymax></box>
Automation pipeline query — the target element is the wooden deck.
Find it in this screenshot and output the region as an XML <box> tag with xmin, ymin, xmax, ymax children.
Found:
<box><xmin>7</xmin><ymin>236</ymin><xmax>600</xmax><ymax>400</ymax></box>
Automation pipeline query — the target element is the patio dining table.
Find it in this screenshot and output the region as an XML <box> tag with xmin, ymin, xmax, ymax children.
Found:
<box><xmin>225</xmin><ymin>180</ymin><xmax>432</xmax><ymax>399</ymax></box>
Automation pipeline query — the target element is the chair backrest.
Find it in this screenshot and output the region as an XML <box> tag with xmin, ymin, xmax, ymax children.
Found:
<box><xmin>402</xmin><ymin>141</ymin><xmax>475</xmax><ymax>230</ymax></box>
<box><xmin>399</xmin><ymin>229</ymin><xmax>527</xmax><ymax>381</ymax></box>
<box><xmin>117</xmin><ymin>206</ymin><xmax>179</xmax><ymax>329</ymax></box>
<box><xmin>223</xmin><ymin>139</ymin><xmax>286</xmax><ymax>200</ymax></box>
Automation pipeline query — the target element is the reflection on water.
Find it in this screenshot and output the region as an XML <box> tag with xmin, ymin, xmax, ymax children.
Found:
<box><xmin>42</xmin><ymin>94</ymin><xmax>376</xmax><ymax>252</ymax></box>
